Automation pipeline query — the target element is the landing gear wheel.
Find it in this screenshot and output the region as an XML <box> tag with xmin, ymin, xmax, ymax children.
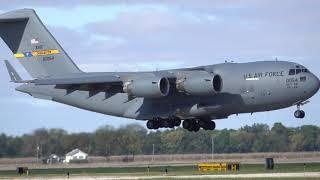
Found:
<box><xmin>199</xmin><ymin>120</ymin><xmax>207</xmax><ymax>130</ymax></box>
<box><xmin>163</xmin><ymin>120</ymin><xmax>170</xmax><ymax>128</ymax></box>
<box><xmin>182</xmin><ymin>120</ymin><xmax>192</xmax><ymax>129</ymax></box>
<box><xmin>146</xmin><ymin>120</ymin><xmax>154</xmax><ymax>129</ymax></box>
<box><xmin>294</xmin><ymin>110</ymin><xmax>300</xmax><ymax>118</ymax></box>
<box><xmin>153</xmin><ymin>121</ymin><xmax>160</xmax><ymax>129</ymax></box>
<box><xmin>168</xmin><ymin>120</ymin><xmax>174</xmax><ymax>128</ymax></box>
<box><xmin>193</xmin><ymin>123</ymin><xmax>200</xmax><ymax>132</ymax></box>
<box><xmin>207</xmin><ymin>121</ymin><xmax>216</xmax><ymax>130</ymax></box>
<box><xmin>174</xmin><ymin>118</ymin><xmax>181</xmax><ymax>126</ymax></box>
<box><xmin>294</xmin><ymin>110</ymin><xmax>305</xmax><ymax>118</ymax></box>
<box><xmin>187</xmin><ymin>120</ymin><xmax>196</xmax><ymax>131</ymax></box>
<box><xmin>300</xmin><ymin>110</ymin><xmax>305</xmax><ymax>118</ymax></box>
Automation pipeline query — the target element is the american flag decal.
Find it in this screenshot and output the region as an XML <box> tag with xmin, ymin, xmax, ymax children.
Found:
<box><xmin>31</xmin><ymin>38</ymin><xmax>39</xmax><ymax>44</ymax></box>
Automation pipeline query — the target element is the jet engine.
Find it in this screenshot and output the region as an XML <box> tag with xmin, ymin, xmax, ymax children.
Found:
<box><xmin>123</xmin><ymin>76</ymin><xmax>170</xmax><ymax>98</ymax></box>
<box><xmin>176</xmin><ymin>73</ymin><xmax>222</xmax><ymax>96</ymax></box>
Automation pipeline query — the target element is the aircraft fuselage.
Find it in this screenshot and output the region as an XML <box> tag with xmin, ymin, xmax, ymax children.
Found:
<box><xmin>16</xmin><ymin>61</ymin><xmax>320</xmax><ymax>122</ymax></box>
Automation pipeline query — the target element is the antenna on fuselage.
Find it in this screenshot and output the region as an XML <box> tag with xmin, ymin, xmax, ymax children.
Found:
<box><xmin>225</xmin><ymin>60</ymin><xmax>235</xmax><ymax>63</ymax></box>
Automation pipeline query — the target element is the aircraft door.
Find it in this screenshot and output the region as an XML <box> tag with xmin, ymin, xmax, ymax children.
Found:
<box><xmin>241</xmin><ymin>84</ymin><xmax>256</xmax><ymax>106</ymax></box>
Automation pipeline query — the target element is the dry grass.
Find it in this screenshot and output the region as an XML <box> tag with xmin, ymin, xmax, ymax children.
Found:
<box><xmin>88</xmin><ymin>152</ymin><xmax>320</xmax><ymax>164</ymax></box>
<box><xmin>0</xmin><ymin>152</ymin><xmax>319</xmax><ymax>170</ymax></box>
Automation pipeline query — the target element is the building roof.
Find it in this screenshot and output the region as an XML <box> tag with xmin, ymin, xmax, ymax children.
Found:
<box><xmin>65</xmin><ymin>148</ymin><xmax>88</xmax><ymax>156</ymax></box>
<box><xmin>49</xmin><ymin>154</ymin><xmax>59</xmax><ymax>159</ymax></box>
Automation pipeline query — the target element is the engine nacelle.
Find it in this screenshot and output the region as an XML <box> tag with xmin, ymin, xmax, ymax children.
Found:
<box><xmin>123</xmin><ymin>76</ymin><xmax>170</xmax><ymax>98</ymax></box>
<box><xmin>176</xmin><ymin>73</ymin><xmax>222</xmax><ymax>96</ymax></box>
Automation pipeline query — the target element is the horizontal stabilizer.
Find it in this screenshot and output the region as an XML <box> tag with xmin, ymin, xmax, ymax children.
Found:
<box><xmin>4</xmin><ymin>60</ymin><xmax>22</xmax><ymax>82</ymax></box>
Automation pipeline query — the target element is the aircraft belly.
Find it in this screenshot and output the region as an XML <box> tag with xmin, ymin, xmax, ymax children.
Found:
<box><xmin>16</xmin><ymin>84</ymin><xmax>140</xmax><ymax>118</ymax></box>
<box><xmin>49</xmin><ymin>88</ymin><xmax>172</xmax><ymax>120</ymax></box>
<box><xmin>53</xmin><ymin>92</ymin><xmax>136</xmax><ymax>118</ymax></box>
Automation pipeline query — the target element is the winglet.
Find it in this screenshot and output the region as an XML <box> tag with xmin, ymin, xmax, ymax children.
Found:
<box><xmin>4</xmin><ymin>60</ymin><xmax>22</xmax><ymax>82</ymax></box>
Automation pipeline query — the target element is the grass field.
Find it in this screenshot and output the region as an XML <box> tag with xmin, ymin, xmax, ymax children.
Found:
<box><xmin>0</xmin><ymin>162</ymin><xmax>319</xmax><ymax>177</ymax></box>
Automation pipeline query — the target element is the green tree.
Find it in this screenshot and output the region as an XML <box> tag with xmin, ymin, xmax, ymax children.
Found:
<box><xmin>300</xmin><ymin>125</ymin><xmax>319</xmax><ymax>151</ymax></box>
<box><xmin>269</xmin><ymin>123</ymin><xmax>289</xmax><ymax>152</ymax></box>
<box><xmin>161</xmin><ymin>129</ymin><xmax>184</xmax><ymax>154</ymax></box>
<box><xmin>94</xmin><ymin>125</ymin><xmax>117</xmax><ymax>156</ymax></box>
<box><xmin>47</xmin><ymin>128</ymin><xmax>67</xmax><ymax>155</ymax></box>
<box><xmin>215</xmin><ymin>129</ymin><xmax>231</xmax><ymax>153</ymax></box>
<box><xmin>229</xmin><ymin>130</ymin><xmax>254</xmax><ymax>153</ymax></box>
<box><xmin>116</xmin><ymin>124</ymin><xmax>146</xmax><ymax>156</ymax></box>
<box><xmin>143</xmin><ymin>131</ymin><xmax>162</xmax><ymax>154</ymax></box>
<box><xmin>0</xmin><ymin>134</ymin><xmax>7</xmax><ymax>157</ymax></box>
<box><xmin>290</xmin><ymin>133</ymin><xmax>304</xmax><ymax>151</ymax></box>
<box><xmin>6</xmin><ymin>137</ymin><xmax>23</xmax><ymax>157</ymax></box>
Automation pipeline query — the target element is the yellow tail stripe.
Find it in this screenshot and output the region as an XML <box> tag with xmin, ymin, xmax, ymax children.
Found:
<box><xmin>32</xmin><ymin>49</ymin><xmax>60</xmax><ymax>56</ymax></box>
<box><xmin>14</xmin><ymin>49</ymin><xmax>60</xmax><ymax>59</ymax></box>
<box><xmin>14</xmin><ymin>53</ymin><xmax>25</xmax><ymax>58</ymax></box>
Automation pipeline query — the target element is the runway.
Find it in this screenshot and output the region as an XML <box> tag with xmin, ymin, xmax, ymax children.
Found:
<box><xmin>3</xmin><ymin>172</ymin><xmax>320</xmax><ymax>179</ymax></box>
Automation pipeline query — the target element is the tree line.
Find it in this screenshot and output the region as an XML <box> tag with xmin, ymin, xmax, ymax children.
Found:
<box><xmin>0</xmin><ymin>122</ymin><xmax>319</xmax><ymax>158</ymax></box>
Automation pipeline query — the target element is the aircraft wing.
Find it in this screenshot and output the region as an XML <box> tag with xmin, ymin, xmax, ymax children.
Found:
<box><xmin>34</xmin><ymin>75</ymin><xmax>122</xmax><ymax>85</ymax></box>
<box><xmin>4</xmin><ymin>60</ymin><xmax>123</xmax><ymax>91</ymax></box>
<box><xmin>33</xmin><ymin>74</ymin><xmax>124</xmax><ymax>92</ymax></box>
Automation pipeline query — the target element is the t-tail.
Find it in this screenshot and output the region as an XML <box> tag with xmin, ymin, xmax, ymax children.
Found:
<box><xmin>0</xmin><ymin>9</ymin><xmax>82</xmax><ymax>78</ymax></box>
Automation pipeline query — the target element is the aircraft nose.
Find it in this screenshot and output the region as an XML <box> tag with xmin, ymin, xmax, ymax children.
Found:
<box><xmin>309</xmin><ymin>73</ymin><xmax>320</xmax><ymax>94</ymax></box>
<box><xmin>316</xmin><ymin>75</ymin><xmax>320</xmax><ymax>92</ymax></box>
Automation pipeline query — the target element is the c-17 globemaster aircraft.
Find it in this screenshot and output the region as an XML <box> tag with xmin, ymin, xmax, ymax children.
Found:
<box><xmin>1</xmin><ymin>9</ymin><xmax>320</xmax><ymax>132</ymax></box>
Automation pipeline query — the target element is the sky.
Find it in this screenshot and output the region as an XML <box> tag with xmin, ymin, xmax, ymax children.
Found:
<box><xmin>0</xmin><ymin>0</ymin><xmax>319</xmax><ymax>135</ymax></box>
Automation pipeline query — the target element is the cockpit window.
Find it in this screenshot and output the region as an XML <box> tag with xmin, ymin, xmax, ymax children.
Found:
<box><xmin>289</xmin><ymin>68</ymin><xmax>309</xmax><ymax>75</ymax></box>
<box><xmin>296</xmin><ymin>69</ymin><xmax>302</xmax><ymax>74</ymax></box>
<box><xmin>289</xmin><ymin>69</ymin><xmax>295</xmax><ymax>75</ymax></box>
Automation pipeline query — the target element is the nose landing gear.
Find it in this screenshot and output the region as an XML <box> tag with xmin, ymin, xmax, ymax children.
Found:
<box><xmin>294</xmin><ymin>103</ymin><xmax>306</xmax><ymax>119</ymax></box>
<box><xmin>294</xmin><ymin>110</ymin><xmax>305</xmax><ymax>118</ymax></box>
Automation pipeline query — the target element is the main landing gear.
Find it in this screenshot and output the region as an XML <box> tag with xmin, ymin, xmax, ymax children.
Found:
<box><xmin>182</xmin><ymin>119</ymin><xmax>215</xmax><ymax>132</ymax></box>
<box><xmin>146</xmin><ymin>117</ymin><xmax>216</xmax><ymax>132</ymax></box>
<box><xmin>146</xmin><ymin>117</ymin><xmax>181</xmax><ymax>130</ymax></box>
<box><xmin>294</xmin><ymin>103</ymin><xmax>305</xmax><ymax>119</ymax></box>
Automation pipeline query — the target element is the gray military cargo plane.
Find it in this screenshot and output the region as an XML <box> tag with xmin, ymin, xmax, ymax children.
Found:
<box><xmin>1</xmin><ymin>9</ymin><xmax>320</xmax><ymax>132</ymax></box>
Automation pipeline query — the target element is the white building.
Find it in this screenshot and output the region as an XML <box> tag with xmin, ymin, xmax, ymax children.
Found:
<box><xmin>65</xmin><ymin>148</ymin><xmax>88</xmax><ymax>163</ymax></box>
<box><xmin>45</xmin><ymin>153</ymin><xmax>62</xmax><ymax>164</ymax></box>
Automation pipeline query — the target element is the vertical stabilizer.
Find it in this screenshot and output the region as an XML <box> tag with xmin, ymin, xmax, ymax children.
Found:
<box><xmin>0</xmin><ymin>9</ymin><xmax>82</xmax><ymax>78</ymax></box>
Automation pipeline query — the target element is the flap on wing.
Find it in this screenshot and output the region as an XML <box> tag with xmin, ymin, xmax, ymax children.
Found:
<box><xmin>198</xmin><ymin>105</ymin><xmax>222</xmax><ymax>112</ymax></box>
<box><xmin>34</xmin><ymin>75</ymin><xmax>122</xmax><ymax>85</ymax></box>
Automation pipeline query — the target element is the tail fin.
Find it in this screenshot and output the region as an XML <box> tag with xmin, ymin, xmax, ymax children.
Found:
<box><xmin>0</xmin><ymin>9</ymin><xmax>82</xmax><ymax>78</ymax></box>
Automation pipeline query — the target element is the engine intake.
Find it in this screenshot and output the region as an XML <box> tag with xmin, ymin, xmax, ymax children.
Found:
<box><xmin>213</xmin><ymin>74</ymin><xmax>222</xmax><ymax>92</ymax></box>
<box><xmin>123</xmin><ymin>76</ymin><xmax>170</xmax><ymax>98</ymax></box>
<box><xmin>176</xmin><ymin>73</ymin><xmax>222</xmax><ymax>96</ymax></box>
